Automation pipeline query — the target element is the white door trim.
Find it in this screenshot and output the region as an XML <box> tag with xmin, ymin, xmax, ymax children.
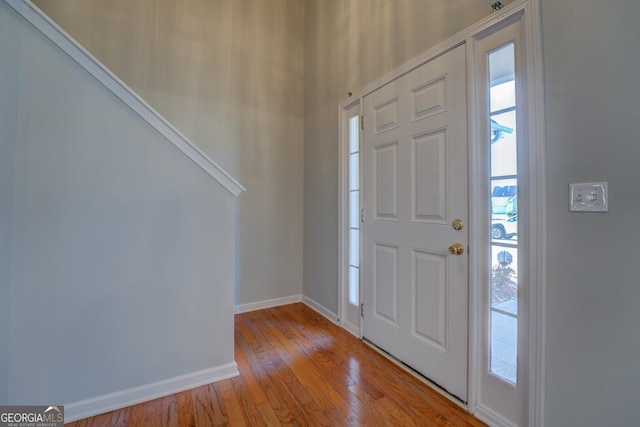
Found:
<box><xmin>336</xmin><ymin>0</ymin><xmax>545</xmax><ymax>424</ymax></box>
<box><xmin>521</xmin><ymin>3</ymin><xmax>546</xmax><ymax>425</ymax></box>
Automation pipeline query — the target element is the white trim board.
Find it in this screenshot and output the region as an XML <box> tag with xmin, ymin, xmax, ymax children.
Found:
<box><xmin>475</xmin><ymin>403</ymin><xmax>520</xmax><ymax>427</ymax></box>
<box><xmin>234</xmin><ymin>295</ymin><xmax>303</xmax><ymax>314</ymax></box>
<box><xmin>521</xmin><ymin>2</ymin><xmax>547</xmax><ymax>426</ymax></box>
<box><xmin>302</xmin><ymin>295</ymin><xmax>340</xmax><ymax>324</ymax></box>
<box><xmin>234</xmin><ymin>294</ymin><xmax>339</xmax><ymax>325</ymax></box>
<box><xmin>4</xmin><ymin>0</ymin><xmax>245</xmax><ymax>197</ymax></box>
<box><xmin>64</xmin><ymin>363</ymin><xmax>239</xmax><ymax>423</ymax></box>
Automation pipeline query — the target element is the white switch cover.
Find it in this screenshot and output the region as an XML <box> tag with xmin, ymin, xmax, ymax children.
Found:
<box><xmin>569</xmin><ymin>182</ymin><xmax>608</xmax><ymax>212</ymax></box>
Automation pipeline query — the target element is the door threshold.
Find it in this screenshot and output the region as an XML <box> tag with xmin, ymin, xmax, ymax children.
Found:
<box><xmin>362</xmin><ymin>338</ymin><xmax>469</xmax><ymax>412</ymax></box>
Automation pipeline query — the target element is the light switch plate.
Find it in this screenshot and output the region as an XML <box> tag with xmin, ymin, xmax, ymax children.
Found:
<box><xmin>569</xmin><ymin>182</ymin><xmax>608</xmax><ymax>212</ymax></box>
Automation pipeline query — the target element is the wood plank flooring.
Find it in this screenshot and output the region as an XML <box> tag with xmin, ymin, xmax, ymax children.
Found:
<box><xmin>66</xmin><ymin>303</ymin><xmax>485</xmax><ymax>426</ymax></box>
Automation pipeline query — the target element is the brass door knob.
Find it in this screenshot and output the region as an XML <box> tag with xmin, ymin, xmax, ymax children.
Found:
<box><xmin>448</xmin><ymin>243</ymin><xmax>464</xmax><ymax>255</ymax></box>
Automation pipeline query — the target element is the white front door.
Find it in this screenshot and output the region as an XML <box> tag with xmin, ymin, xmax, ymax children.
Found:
<box><xmin>362</xmin><ymin>44</ymin><xmax>468</xmax><ymax>400</ymax></box>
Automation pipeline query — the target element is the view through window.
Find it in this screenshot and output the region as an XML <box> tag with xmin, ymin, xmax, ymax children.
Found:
<box><xmin>489</xmin><ymin>43</ymin><xmax>518</xmax><ymax>384</ymax></box>
<box><xmin>348</xmin><ymin>115</ymin><xmax>360</xmax><ymax>308</ymax></box>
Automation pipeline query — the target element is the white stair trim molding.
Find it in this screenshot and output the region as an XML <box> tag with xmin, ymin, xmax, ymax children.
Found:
<box><xmin>235</xmin><ymin>294</ymin><xmax>303</xmax><ymax>314</ymax></box>
<box><xmin>5</xmin><ymin>0</ymin><xmax>245</xmax><ymax>197</ymax></box>
<box><xmin>64</xmin><ymin>362</ymin><xmax>239</xmax><ymax>423</ymax></box>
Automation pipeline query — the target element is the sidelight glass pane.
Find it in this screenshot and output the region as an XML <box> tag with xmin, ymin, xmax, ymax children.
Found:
<box><xmin>349</xmin><ymin>229</ymin><xmax>359</xmax><ymax>267</ymax></box>
<box><xmin>490</xmin><ymin>310</ymin><xmax>517</xmax><ymax>383</ymax></box>
<box><xmin>349</xmin><ymin>115</ymin><xmax>359</xmax><ymax>153</ymax></box>
<box><xmin>349</xmin><ymin>191</ymin><xmax>359</xmax><ymax>228</ymax></box>
<box><xmin>491</xmin><ymin>110</ymin><xmax>517</xmax><ymax>177</ymax></box>
<box><xmin>491</xmin><ymin>178</ymin><xmax>517</xmax><ymax>217</ymax></box>
<box><xmin>491</xmin><ymin>246</ymin><xmax>518</xmax><ymax>312</ymax></box>
<box><xmin>488</xmin><ymin>42</ymin><xmax>518</xmax><ymax>385</ymax></box>
<box><xmin>350</xmin><ymin>153</ymin><xmax>359</xmax><ymax>190</ymax></box>
<box><xmin>490</xmin><ymin>79</ymin><xmax>515</xmax><ymax>112</ymax></box>
<box><xmin>349</xmin><ymin>266</ymin><xmax>359</xmax><ymax>306</ymax></box>
<box><xmin>347</xmin><ymin>113</ymin><xmax>360</xmax><ymax>310</ymax></box>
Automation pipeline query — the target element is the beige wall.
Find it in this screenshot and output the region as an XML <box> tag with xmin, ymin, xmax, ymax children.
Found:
<box><xmin>303</xmin><ymin>0</ymin><xmax>509</xmax><ymax>312</ymax></box>
<box><xmin>33</xmin><ymin>0</ymin><xmax>305</xmax><ymax>306</ymax></box>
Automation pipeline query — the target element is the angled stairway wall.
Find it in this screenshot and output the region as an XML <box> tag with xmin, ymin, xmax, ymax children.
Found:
<box><xmin>0</xmin><ymin>1</ymin><xmax>243</xmax><ymax>420</ymax></box>
<box><xmin>31</xmin><ymin>0</ymin><xmax>306</xmax><ymax>310</ymax></box>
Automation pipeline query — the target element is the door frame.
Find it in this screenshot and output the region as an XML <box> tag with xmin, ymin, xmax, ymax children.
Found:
<box><xmin>337</xmin><ymin>0</ymin><xmax>545</xmax><ymax>424</ymax></box>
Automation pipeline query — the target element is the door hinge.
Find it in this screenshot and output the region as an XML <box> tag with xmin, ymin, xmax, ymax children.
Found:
<box><xmin>360</xmin><ymin>303</ymin><xmax>364</xmax><ymax>317</ymax></box>
<box><xmin>360</xmin><ymin>115</ymin><xmax>364</xmax><ymax>130</ymax></box>
<box><xmin>360</xmin><ymin>208</ymin><xmax>365</xmax><ymax>223</ymax></box>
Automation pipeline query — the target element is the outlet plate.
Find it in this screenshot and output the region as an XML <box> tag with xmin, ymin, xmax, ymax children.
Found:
<box><xmin>569</xmin><ymin>182</ymin><xmax>608</xmax><ymax>212</ymax></box>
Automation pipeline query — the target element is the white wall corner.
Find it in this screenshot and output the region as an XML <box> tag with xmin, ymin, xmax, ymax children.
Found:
<box><xmin>4</xmin><ymin>0</ymin><xmax>245</xmax><ymax>197</ymax></box>
<box><xmin>64</xmin><ymin>362</ymin><xmax>239</xmax><ymax>423</ymax></box>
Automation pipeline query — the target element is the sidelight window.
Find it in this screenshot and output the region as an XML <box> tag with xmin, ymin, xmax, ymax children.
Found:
<box><xmin>488</xmin><ymin>43</ymin><xmax>518</xmax><ymax>384</ymax></box>
<box><xmin>348</xmin><ymin>114</ymin><xmax>360</xmax><ymax>307</ymax></box>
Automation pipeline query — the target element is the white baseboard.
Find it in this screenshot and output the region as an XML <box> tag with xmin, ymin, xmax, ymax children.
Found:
<box><xmin>474</xmin><ymin>403</ymin><xmax>519</xmax><ymax>427</ymax></box>
<box><xmin>64</xmin><ymin>362</ymin><xmax>239</xmax><ymax>423</ymax></box>
<box><xmin>302</xmin><ymin>295</ymin><xmax>339</xmax><ymax>324</ymax></box>
<box><xmin>234</xmin><ymin>294</ymin><xmax>339</xmax><ymax>326</ymax></box>
<box><xmin>234</xmin><ymin>295</ymin><xmax>302</xmax><ymax>314</ymax></box>
<box><xmin>342</xmin><ymin>320</ymin><xmax>361</xmax><ymax>338</ymax></box>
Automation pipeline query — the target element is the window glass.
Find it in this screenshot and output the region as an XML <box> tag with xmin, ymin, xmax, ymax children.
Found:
<box><xmin>348</xmin><ymin>114</ymin><xmax>360</xmax><ymax>308</ymax></box>
<box><xmin>489</xmin><ymin>43</ymin><xmax>517</xmax><ymax>384</ymax></box>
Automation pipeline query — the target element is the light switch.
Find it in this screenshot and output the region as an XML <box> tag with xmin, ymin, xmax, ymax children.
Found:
<box><xmin>569</xmin><ymin>182</ymin><xmax>608</xmax><ymax>212</ymax></box>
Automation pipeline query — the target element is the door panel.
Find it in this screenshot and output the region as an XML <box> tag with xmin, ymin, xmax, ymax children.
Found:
<box><xmin>373</xmin><ymin>98</ymin><xmax>399</xmax><ymax>134</ymax></box>
<box><xmin>373</xmin><ymin>243</ymin><xmax>399</xmax><ymax>325</ymax></box>
<box><xmin>412</xmin><ymin>130</ymin><xmax>447</xmax><ymax>223</ymax></box>
<box><xmin>363</xmin><ymin>44</ymin><xmax>468</xmax><ymax>400</ymax></box>
<box><xmin>373</xmin><ymin>142</ymin><xmax>399</xmax><ymax>220</ymax></box>
<box><xmin>412</xmin><ymin>249</ymin><xmax>447</xmax><ymax>351</ymax></box>
<box><xmin>411</xmin><ymin>76</ymin><xmax>446</xmax><ymax>121</ymax></box>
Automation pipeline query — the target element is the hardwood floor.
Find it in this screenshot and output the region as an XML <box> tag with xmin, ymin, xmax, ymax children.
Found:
<box><xmin>67</xmin><ymin>303</ymin><xmax>485</xmax><ymax>426</ymax></box>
